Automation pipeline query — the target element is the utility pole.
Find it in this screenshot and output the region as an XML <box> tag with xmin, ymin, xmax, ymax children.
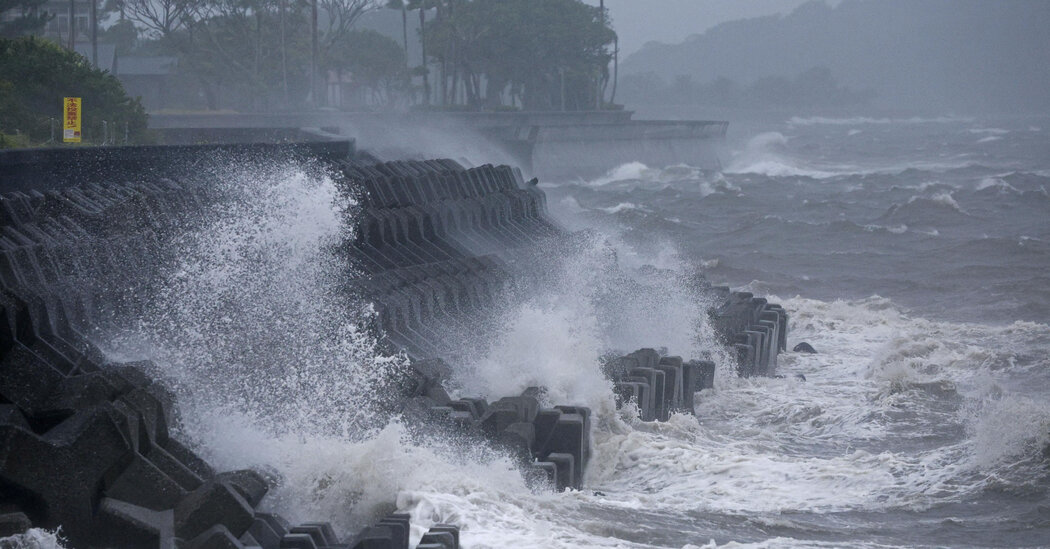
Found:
<box><xmin>401</xmin><ymin>3</ymin><xmax>408</xmax><ymax>70</ymax></box>
<box><xmin>280</xmin><ymin>0</ymin><xmax>288</xmax><ymax>104</ymax></box>
<box><xmin>560</xmin><ymin>68</ymin><xmax>566</xmax><ymax>111</ymax></box>
<box><xmin>448</xmin><ymin>0</ymin><xmax>456</xmax><ymax>106</ymax></box>
<box><xmin>67</xmin><ymin>0</ymin><xmax>74</xmax><ymax>50</ymax></box>
<box><xmin>311</xmin><ymin>0</ymin><xmax>319</xmax><ymax>107</ymax></box>
<box><xmin>401</xmin><ymin>2</ymin><xmax>409</xmax><ymax>103</ymax></box>
<box><xmin>420</xmin><ymin>5</ymin><xmax>429</xmax><ymax>105</ymax></box>
<box><xmin>91</xmin><ymin>0</ymin><xmax>97</xmax><ymax>67</ymax></box>
<box><xmin>437</xmin><ymin>2</ymin><xmax>445</xmax><ymax>106</ymax></box>
<box><xmin>598</xmin><ymin>0</ymin><xmax>605</xmax><ymax>110</ymax></box>
<box><xmin>611</xmin><ymin>35</ymin><xmax>619</xmax><ymax>105</ymax></box>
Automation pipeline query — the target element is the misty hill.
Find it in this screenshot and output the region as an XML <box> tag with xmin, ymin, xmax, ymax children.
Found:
<box><xmin>620</xmin><ymin>0</ymin><xmax>1050</xmax><ymax>113</ymax></box>
<box><xmin>618</xmin><ymin>66</ymin><xmax>875</xmax><ymax>112</ymax></box>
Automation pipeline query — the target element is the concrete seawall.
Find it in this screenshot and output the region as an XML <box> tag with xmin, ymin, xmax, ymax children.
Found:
<box><xmin>148</xmin><ymin>111</ymin><xmax>728</xmax><ymax>179</ymax></box>
<box><xmin>0</xmin><ymin>140</ymin><xmax>353</xmax><ymax>191</ymax></box>
<box><xmin>0</xmin><ymin>141</ymin><xmax>781</xmax><ymax>548</ymax></box>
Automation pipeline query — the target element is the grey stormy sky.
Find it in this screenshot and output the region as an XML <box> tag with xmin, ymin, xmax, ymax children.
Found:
<box><xmin>582</xmin><ymin>0</ymin><xmax>826</xmax><ymax>56</ymax></box>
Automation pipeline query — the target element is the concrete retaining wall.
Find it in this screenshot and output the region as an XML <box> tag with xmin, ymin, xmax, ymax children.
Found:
<box><xmin>0</xmin><ymin>140</ymin><xmax>353</xmax><ymax>192</ymax></box>
<box><xmin>147</xmin><ymin>111</ymin><xmax>728</xmax><ymax>179</ymax></box>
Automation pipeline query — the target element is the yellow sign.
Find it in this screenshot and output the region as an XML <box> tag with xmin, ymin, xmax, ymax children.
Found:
<box><xmin>63</xmin><ymin>97</ymin><xmax>81</xmax><ymax>143</ymax></box>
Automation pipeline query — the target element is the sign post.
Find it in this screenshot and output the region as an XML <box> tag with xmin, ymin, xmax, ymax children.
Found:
<box><xmin>63</xmin><ymin>97</ymin><xmax>81</xmax><ymax>143</ymax></box>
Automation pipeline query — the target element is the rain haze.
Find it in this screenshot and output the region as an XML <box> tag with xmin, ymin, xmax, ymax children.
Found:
<box><xmin>581</xmin><ymin>0</ymin><xmax>819</xmax><ymax>55</ymax></box>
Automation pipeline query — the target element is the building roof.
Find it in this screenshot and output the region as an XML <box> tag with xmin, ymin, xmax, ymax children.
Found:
<box><xmin>73</xmin><ymin>43</ymin><xmax>116</xmax><ymax>73</ymax></box>
<box><xmin>115</xmin><ymin>56</ymin><xmax>178</xmax><ymax>76</ymax></box>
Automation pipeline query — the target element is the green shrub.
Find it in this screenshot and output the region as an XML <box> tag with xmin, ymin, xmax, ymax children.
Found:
<box><xmin>0</xmin><ymin>36</ymin><xmax>150</xmax><ymax>147</ymax></box>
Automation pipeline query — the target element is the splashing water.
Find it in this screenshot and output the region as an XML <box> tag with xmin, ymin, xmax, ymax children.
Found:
<box><xmin>112</xmin><ymin>161</ymin><xmax>410</xmax><ymax>436</ymax></box>
<box><xmin>0</xmin><ymin>529</ymin><xmax>68</xmax><ymax>549</ymax></box>
<box><xmin>87</xmin><ymin>158</ymin><xmax>727</xmax><ymax>542</ymax></box>
<box><xmin>93</xmin><ymin>161</ymin><xmax>432</xmax><ymax>532</ymax></box>
<box><xmin>456</xmin><ymin>229</ymin><xmax>720</xmax><ymax>409</ymax></box>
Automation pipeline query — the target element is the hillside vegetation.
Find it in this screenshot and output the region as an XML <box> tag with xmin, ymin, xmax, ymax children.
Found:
<box><xmin>621</xmin><ymin>0</ymin><xmax>1050</xmax><ymax>113</ymax></box>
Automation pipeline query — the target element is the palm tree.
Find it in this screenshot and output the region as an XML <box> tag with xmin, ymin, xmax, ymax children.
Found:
<box><xmin>384</xmin><ymin>0</ymin><xmax>408</xmax><ymax>68</ymax></box>
<box><xmin>392</xmin><ymin>0</ymin><xmax>437</xmax><ymax>105</ymax></box>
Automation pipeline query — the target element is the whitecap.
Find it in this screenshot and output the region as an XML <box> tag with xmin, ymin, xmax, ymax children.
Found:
<box><xmin>787</xmin><ymin>115</ymin><xmax>973</xmax><ymax>126</ymax></box>
<box><xmin>930</xmin><ymin>191</ymin><xmax>964</xmax><ymax>211</ymax></box>
<box><xmin>725</xmin><ymin>132</ymin><xmax>836</xmax><ymax>179</ymax></box>
<box><xmin>976</xmin><ymin>177</ymin><xmax>1020</xmax><ymax>193</ymax></box>
<box><xmin>583</xmin><ymin>161</ymin><xmax>708</xmax><ymax>188</ymax></box>
<box><xmin>971</xmin><ymin>395</ymin><xmax>1050</xmax><ymax>468</ymax></box>
<box><xmin>864</xmin><ymin>223</ymin><xmax>909</xmax><ymax>234</ymax></box>
<box><xmin>699</xmin><ymin>175</ymin><xmax>741</xmax><ymax>196</ymax></box>
<box><xmin>967</xmin><ymin>128</ymin><xmax>1010</xmax><ymax>135</ymax></box>
<box><xmin>905</xmin><ymin>191</ymin><xmax>966</xmax><ymax>213</ymax></box>
<box><xmin>725</xmin><ymin>133</ymin><xmax>980</xmax><ymax>179</ymax></box>
<box><xmin>586</xmin><ymin>161</ymin><xmax>654</xmax><ymax>186</ymax></box>
<box><xmin>556</xmin><ymin>195</ymin><xmax>585</xmax><ymax>214</ymax></box>
<box><xmin>598</xmin><ymin>202</ymin><xmax>640</xmax><ymax>214</ymax></box>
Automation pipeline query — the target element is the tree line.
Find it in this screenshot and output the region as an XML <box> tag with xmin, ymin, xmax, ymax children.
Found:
<box><xmin>398</xmin><ymin>0</ymin><xmax>616</xmax><ymax>111</ymax></box>
<box><xmin>105</xmin><ymin>0</ymin><xmax>390</xmax><ymax>110</ymax></box>
<box><xmin>2</xmin><ymin>0</ymin><xmax>618</xmax><ymax>112</ymax></box>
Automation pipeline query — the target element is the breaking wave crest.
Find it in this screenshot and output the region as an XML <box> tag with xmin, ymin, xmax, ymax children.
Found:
<box><xmin>787</xmin><ymin>115</ymin><xmax>975</xmax><ymax>126</ymax></box>
<box><xmin>726</xmin><ymin>133</ymin><xmax>838</xmax><ymax>179</ymax></box>
<box><xmin>586</xmin><ymin>161</ymin><xmax>711</xmax><ymax>188</ymax></box>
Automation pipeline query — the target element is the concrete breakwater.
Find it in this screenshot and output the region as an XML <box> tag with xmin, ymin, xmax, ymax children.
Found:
<box><xmin>149</xmin><ymin>111</ymin><xmax>728</xmax><ymax>179</ymax></box>
<box><xmin>0</xmin><ymin>141</ymin><xmax>783</xmax><ymax>548</ymax></box>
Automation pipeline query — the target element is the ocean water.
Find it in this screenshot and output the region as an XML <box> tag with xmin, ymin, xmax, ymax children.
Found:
<box><xmin>532</xmin><ymin>115</ymin><xmax>1050</xmax><ymax>548</ymax></box>
<box><xmin>17</xmin><ymin>117</ymin><xmax>1049</xmax><ymax>548</ymax></box>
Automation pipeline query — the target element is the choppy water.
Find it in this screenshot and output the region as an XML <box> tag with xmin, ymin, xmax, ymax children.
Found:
<box><xmin>17</xmin><ymin>117</ymin><xmax>1048</xmax><ymax>549</ymax></box>
<box><xmin>533</xmin><ymin>115</ymin><xmax>1050</xmax><ymax>548</ymax></box>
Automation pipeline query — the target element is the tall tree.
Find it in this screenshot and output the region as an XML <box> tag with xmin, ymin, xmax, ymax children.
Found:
<box><xmin>315</xmin><ymin>0</ymin><xmax>380</xmax><ymax>104</ymax></box>
<box><xmin>185</xmin><ymin>0</ymin><xmax>310</xmax><ymax>109</ymax></box>
<box><xmin>424</xmin><ymin>0</ymin><xmax>615</xmax><ymax>110</ymax></box>
<box><xmin>390</xmin><ymin>0</ymin><xmax>411</xmax><ymax>98</ymax></box>
<box><xmin>122</xmin><ymin>0</ymin><xmax>197</xmax><ymax>37</ymax></box>
<box><xmin>329</xmin><ymin>28</ymin><xmax>406</xmax><ymax>107</ymax></box>
<box><xmin>0</xmin><ymin>0</ymin><xmax>52</xmax><ymax>37</ymax></box>
<box><xmin>401</xmin><ymin>0</ymin><xmax>439</xmax><ymax>105</ymax></box>
<box><xmin>387</xmin><ymin>0</ymin><xmax>408</xmax><ymax>68</ymax></box>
